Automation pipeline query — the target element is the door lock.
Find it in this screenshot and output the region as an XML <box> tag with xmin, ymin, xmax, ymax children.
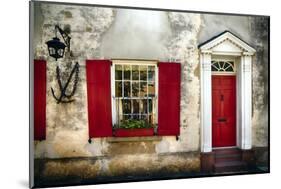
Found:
<box><xmin>218</xmin><ymin>118</ymin><xmax>227</xmax><ymax>122</ymax></box>
<box><xmin>220</xmin><ymin>94</ymin><xmax>224</xmax><ymax>101</ymax></box>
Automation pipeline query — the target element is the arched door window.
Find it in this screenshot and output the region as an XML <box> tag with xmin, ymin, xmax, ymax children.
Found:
<box><xmin>211</xmin><ymin>60</ymin><xmax>235</xmax><ymax>73</ymax></box>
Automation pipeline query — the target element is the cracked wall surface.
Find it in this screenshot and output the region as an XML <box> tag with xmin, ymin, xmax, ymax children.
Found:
<box><xmin>33</xmin><ymin>2</ymin><xmax>268</xmax><ymax>175</ymax></box>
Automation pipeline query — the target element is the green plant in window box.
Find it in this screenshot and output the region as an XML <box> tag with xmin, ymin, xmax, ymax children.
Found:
<box><xmin>118</xmin><ymin>119</ymin><xmax>154</xmax><ymax>129</ymax></box>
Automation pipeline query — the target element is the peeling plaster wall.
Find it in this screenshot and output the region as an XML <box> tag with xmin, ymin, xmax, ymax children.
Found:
<box><xmin>34</xmin><ymin>3</ymin><xmax>116</xmax><ymax>158</ymax></box>
<box><xmin>34</xmin><ymin>4</ymin><xmax>203</xmax><ymax>159</ymax></box>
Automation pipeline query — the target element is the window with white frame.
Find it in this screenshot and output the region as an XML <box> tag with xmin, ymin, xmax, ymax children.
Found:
<box><xmin>112</xmin><ymin>61</ymin><xmax>157</xmax><ymax>129</ymax></box>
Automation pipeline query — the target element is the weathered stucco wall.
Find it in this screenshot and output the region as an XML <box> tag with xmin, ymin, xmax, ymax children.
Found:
<box><xmin>34</xmin><ymin>3</ymin><xmax>116</xmax><ymax>158</ymax></box>
<box><xmin>33</xmin><ymin>2</ymin><xmax>268</xmax><ymax>171</ymax></box>
<box><xmin>250</xmin><ymin>17</ymin><xmax>269</xmax><ymax>147</ymax></box>
<box><xmin>34</xmin><ymin>3</ymin><xmax>203</xmax><ymax>159</ymax></box>
<box><xmin>35</xmin><ymin>152</ymin><xmax>199</xmax><ymax>186</ymax></box>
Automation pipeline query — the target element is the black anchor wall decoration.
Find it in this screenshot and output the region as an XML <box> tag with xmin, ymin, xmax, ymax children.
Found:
<box><xmin>51</xmin><ymin>62</ymin><xmax>80</xmax><ymax>104</ymax></box>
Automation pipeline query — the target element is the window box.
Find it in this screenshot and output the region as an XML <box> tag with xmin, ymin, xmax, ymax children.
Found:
<box><xmin>114</xmin><ymin>128</ymin><xmax>154</xmax><ymax>137</ymax></box>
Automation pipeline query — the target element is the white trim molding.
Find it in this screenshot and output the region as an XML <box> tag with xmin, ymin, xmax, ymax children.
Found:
<box><xmin>199</xmin><ymin>31</ymin><xmax>255</xmax><ymax>152</ymax></box>
<box><xmin>239</xmin><ymin>55</ymin><xmax>252</xmax><ymax>149</ymax></box>
<box><xmin>200</xmin><ymin>53</ymin><xmax>212</xmax><ymax>152</ymax></box>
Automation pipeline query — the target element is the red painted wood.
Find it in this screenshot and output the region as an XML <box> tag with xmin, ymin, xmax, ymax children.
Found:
<box><xmin>158</xmin><ymin>62</ymin><xmax>181</xmax><ymax>136</ymax></box>
<box><xmin>86</xmin><ymin>60</ymin><xmax>112</xmax><ymax>138</ymax></box>
<box><xmin>34</xmin><ymin>60</ymin><xmax>46</xmax><ymax>140</ymax></box>
<box><xmin>114</xmin><ymin>128</ymin><xmax>154</xmax><ymax>137</ymax></box>
<box><xmin>212</xmin><ymin>76</ymin><xmax>236</xmax><ymax>147</ymax></box>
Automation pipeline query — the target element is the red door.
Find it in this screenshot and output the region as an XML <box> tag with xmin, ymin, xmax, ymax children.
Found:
<box><xmin>212</xmin><ymin>76</ymin><xmax>236</xmax><ymax>147</ymax></box>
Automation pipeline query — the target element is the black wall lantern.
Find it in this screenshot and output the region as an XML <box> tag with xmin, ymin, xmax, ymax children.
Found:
<box><xmin>46</xmin><ymin>24</ymin><xmax>80</xmax><ymax>104</ymax></box>
<box><xmin>46</xmin><ymin>25</ymin><xmax>71</xmax><ymax>60</ymax></box>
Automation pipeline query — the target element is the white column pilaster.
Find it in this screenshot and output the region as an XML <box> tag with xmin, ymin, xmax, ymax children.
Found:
<box><xmin>200</xmin><ymin>52</ymin><xmax>212</xmax><ymax>152</ymax></box>
<box><xmin>240</xmin><ymin>54</ymin><xmax>252</xmax><ymax>150</ymax></box>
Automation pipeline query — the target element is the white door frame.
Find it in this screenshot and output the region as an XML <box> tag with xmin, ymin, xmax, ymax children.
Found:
<box><xmin>199</xmin><ymin>31</ymin><xmax>256</xmax><ymax>153</ymax></box>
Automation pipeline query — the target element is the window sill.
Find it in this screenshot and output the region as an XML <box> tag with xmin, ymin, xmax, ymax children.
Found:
<box><xmin>107</xmin><ymin>135</ymin><xmax>162</xmax><ymax>143</ymax></box>
<box><xmin>106</xmin><ymin>128</ymin><xmax>162</xmax><ymax>142</ymax></box>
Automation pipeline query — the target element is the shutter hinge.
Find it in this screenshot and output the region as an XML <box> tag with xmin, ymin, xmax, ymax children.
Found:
<box><xmin>88</xmin><ymin>138</ymin><xmax>92</xmax><ymax>144</ymax></box>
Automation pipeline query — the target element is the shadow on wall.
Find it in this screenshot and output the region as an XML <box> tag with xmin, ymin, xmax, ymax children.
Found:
<box><xmin>100</xmin><ymin>9</ymin><xmax>172</xmax><ymax>60</ymax></box>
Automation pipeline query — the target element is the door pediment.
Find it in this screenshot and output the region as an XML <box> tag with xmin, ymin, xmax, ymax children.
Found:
<box><xmin>199</xmin><ymin>31</ymin><xmax>256</xmax><ymax>56</ymax></box>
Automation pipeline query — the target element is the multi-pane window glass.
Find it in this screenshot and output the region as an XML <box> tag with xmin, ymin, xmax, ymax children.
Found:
<box><xmin>114</xmin><ymin>64</ymin><xmax>156</xmax><ymax>128</ymax></box>
<box><xmin>211</xmin><ymin>61</ymin><xmax>235</xmax><ymax>72</ymax></box>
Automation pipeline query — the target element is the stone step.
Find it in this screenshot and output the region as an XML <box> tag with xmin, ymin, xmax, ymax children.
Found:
<box><xmin>213</xmin><ymin>148</ymin><xmax>241</xmax><ymax>155</ymax></box>
<box><xmin>214</xmin><ymin>148</ymin><xmax>242</xmax><ymax>163</ymax></box>
<box><xmin>214</xmin><ymin>161</ymin><xmax>247</xmax><ymax>173</ymax></box>
<box><xmin>215</xmin><ymin>153</ymin><xmax>242</xmax><ymax>163</ymax></box>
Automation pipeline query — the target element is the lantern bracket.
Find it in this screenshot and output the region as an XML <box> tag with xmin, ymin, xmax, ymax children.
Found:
<box><xmin>55</xmin><ymin>25</ymin><xmax>71</xmax><ymax>52</ymax></box>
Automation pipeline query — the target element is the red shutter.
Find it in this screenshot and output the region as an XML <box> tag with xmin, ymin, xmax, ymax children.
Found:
<box><xmin>34</xmin><ymin>60</ymin><xmax>46</xmax><ymax>140</ymax></box>
<box><xmin>158</xmin><ymin>62</ymin><xmax>181</xmax><ymax>136</ymax></box>
<box><xmin>86</xmin><ymin>60</ymin><xmax>112</xmax><ymax>138</ymax></box>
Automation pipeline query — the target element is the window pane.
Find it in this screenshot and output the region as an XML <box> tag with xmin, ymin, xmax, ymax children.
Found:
<box><xmin>123</xmin><ymin>114</ymin><xmax>131</xmax><ymax>121</ymax></box>
<box><xmin>124</xmin><ymin>65</ymin><xmax>131</xmax><ymax>80</ymax></box>
<box><xmin>115</xmin><ymin>99</ymin><xmax>122</xmax><ymax>124</ymax></box>
<box><xmin>148</xmin><ymin>114</ymin><xmax>152</xmax><ymax>125</ymax></box>
<box><xmin>148</xmin><ymin>99</ymin><xmax>153</xmax><ymax>113</ymax></box>
<box><xmin>219</xmin><ymin>61</ymin><xmax>224</xmax><ymax>68</ymax></box>
<box><xmin>124</xmin><ymin>81</ymin><xmax>131</xmax><ymax>97</ymax></box>
<box><xmin>212</xmin><ymin>62</ymin><xmax>219</xmax><ymax>71</ymax></box>
<box><xmin>223</xmin><ymin>62</ymin><xmax>229</xmax><ymax>69</ymax></box>
<box><xmin>140</xmin><ymin>99</ymin><xmax>147</xmax><ymax>114</ymax></box>
<box><xmin>132</xmin><ymin>114</ymin><xmax>139</xmax><ymax>120</ymax></box>
<box><xmin>58</xmin><ymin>49</ymin><xmax>64</xmax><ymax>56</ymax></box>
<box><xmin>122</xmin><ymin>99</ymin><xmax>131</xmax><ymax>114</ymax></box>
<box><xmin>225</xmin><ymin>66</ymin><xmax>234</xmax><ymax>72</ymax></box>
<box><xmin>115</xmin><ymin>65</ymin><xmax>122</xmax><ymax>80</ymax></box>
<box><xmin>132</xmin><ymin>99</ymin><xmax>139</xmax><ymax>114</ymax></box>
<box><xmin>139</xmin><ymin>66</ymin><xmax>147</xmax><ymax>81</ymax></box>
<box><xmin>140</xmin><ymin>82</ymin><xmax>147</xmax><ymax>97</ymax></box>
<box><xmin>140</xmin><ymin>114</ymin><xmax>148</xmax><ymax>123</ymax></box>
<box><xmin>132</xmin><ymin>65</ymin><xmax>139</xmax><ymax>80</ymax></box>
<box><xmin>115</xmin><ymin>81</ymin><xmax>122</xmax><ymax>97</ymax></box>
<box><xmin>148</xmin><ymin>82</ymin><xmax>155</xmax><ymax>97</ymax></box>
<box><xmin>148</xmin><ymin>66</ymin><xmax>155</xmax><ymax>81</ymax></box>
<box><xmin>132</xmin><ymin>81</ymin><xmax>139</xmax><ymax>97</ymax></box>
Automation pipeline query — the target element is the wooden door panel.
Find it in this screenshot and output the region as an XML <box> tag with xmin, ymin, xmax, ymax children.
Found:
<box><xmin>212</xmin><ymin>76</ymin><xmax>236</xmax><ymax>147</ymax></box>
